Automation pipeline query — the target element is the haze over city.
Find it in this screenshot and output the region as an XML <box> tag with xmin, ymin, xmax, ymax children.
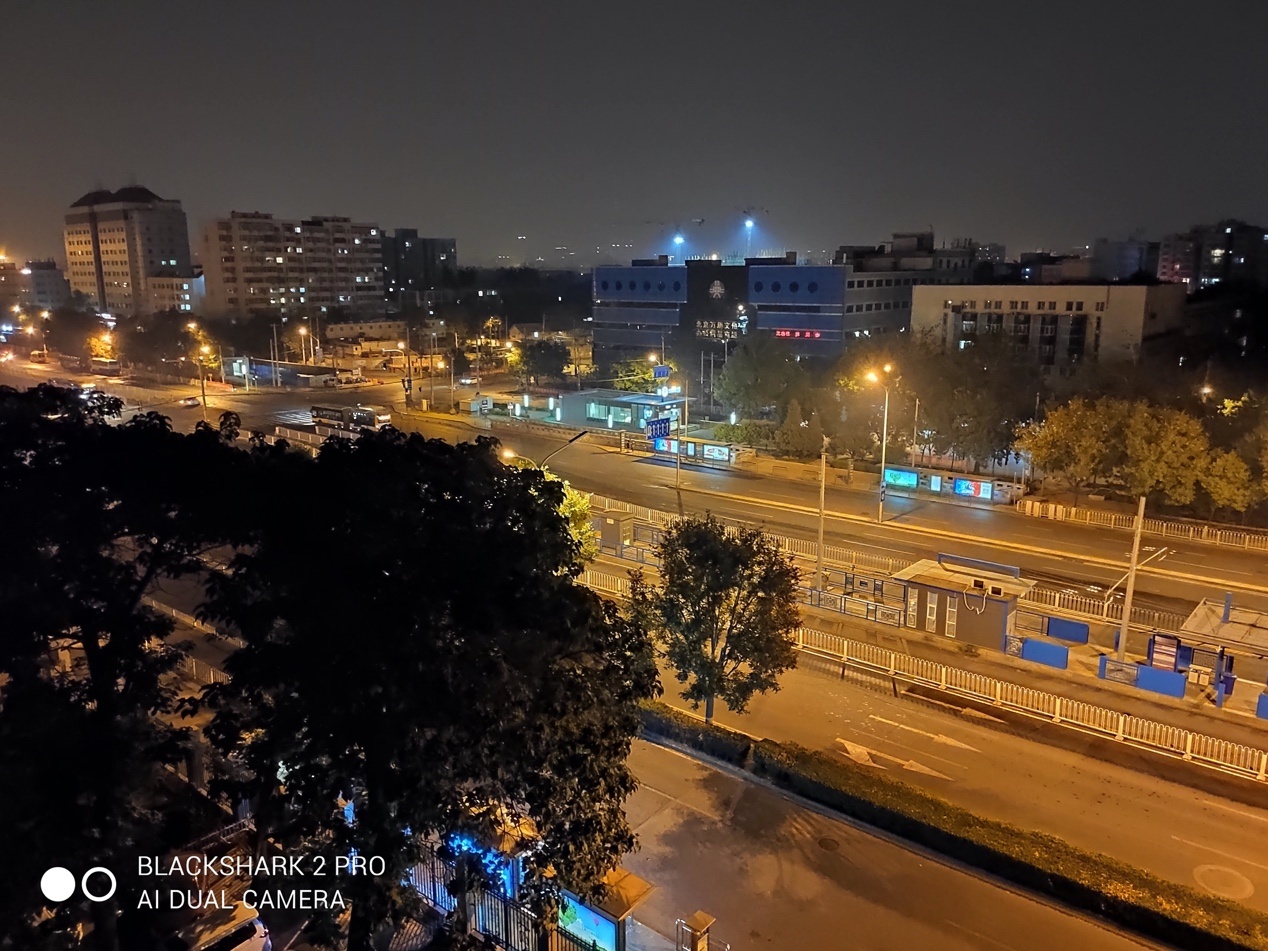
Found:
<box><xmin>6</xmin><ymin>4</ymin><xmax>1268</xmax><ymax>951</ymax></box>
<box><xmin>4</xmin><ymin>1</ymin><xmax>1268</xmax><ymax>266</ymax></box>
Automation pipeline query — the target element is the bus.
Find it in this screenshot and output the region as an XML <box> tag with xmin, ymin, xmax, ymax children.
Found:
<box><xmin>311</xmin><ymin>403</ymin><xmax>392</xmax><ymax>431</ymax></box>
<box><xmin>90</xmin><ymin>357</ymin><xmax>122</xmax><ymax>375</ymax></box>
<box><xmin>58</xmin><ymin>353</ymin><xmax>89</xmax><ymax>371</ymax></box>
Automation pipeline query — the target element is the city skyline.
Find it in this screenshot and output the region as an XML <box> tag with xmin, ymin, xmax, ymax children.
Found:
<box><xmin>3</xmin><ymin>2</ymin><xmax>1268</xmax><ymax>268</ymax></box>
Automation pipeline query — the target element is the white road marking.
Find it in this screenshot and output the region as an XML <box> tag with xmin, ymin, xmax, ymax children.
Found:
<box><xmin>869</xmin><ymin>715</ymin><xmax>981</xmax><ymax>751</ymax></box>
<box><xmin>1199</xmin><ymin>799</ymin><xmax>1268</xmax><ymax>824</ymax></box>
<box><xmin>835</xmin><ymin>739</ymin><xmax>952</xmax><ymax>781</ymax></box>
<box><xmin>1171</xmin><ymin>835</ymin><xmax>1268</xmax><ymax>872</ymax></box>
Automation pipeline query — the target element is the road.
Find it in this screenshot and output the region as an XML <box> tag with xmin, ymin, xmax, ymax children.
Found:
<box><xmin>157</xmin><ymin>568</ymin><xmax>1268</xmax><ymax>918</ymax></box>
<box><xmin>6</xmin><ymin>358</ymin><xmax>1266</xmax><ymax>619</ymax></box>
<box><xmin>623</xmin><ymin>740</ymin><xmax>1155</xmax><ymax>951</ymax></box>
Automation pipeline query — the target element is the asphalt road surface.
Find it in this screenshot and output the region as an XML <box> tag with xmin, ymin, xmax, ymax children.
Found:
<box><xmin>5</xmin><ymin>358</ymin><xmax>1264</xmax><ymax>618</ymax></box>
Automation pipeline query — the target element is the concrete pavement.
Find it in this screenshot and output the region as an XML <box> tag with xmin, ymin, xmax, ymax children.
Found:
<box><xmin>673</xmin><ymin>655</ymin><xmax>1268</xmax><ymax>915</ymax></box>
<box><xmin>625</xmin><ymin>740</ymin><xmax>1155</xmax><ymax>951</ymax></box>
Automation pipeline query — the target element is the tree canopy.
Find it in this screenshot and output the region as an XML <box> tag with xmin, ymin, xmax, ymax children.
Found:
<box><xmin>0</xmin><ymin>387</ymin><xmax>246</xmax><ymax>951</ymax></box>
<box><xmin>200</xmin><ymin>432</ymin><xmax>657</xmax><ymax>949</ymax></box>
<box><xmin>631</xmin><ymin>514</ymin><xmax>800</xmax><ymax>723</ymax></box>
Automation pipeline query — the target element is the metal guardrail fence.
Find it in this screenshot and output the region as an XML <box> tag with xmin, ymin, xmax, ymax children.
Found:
<box><xmin>1017</xmin><ymin>499</ymin><xmax>1268</xmax><ymax>553</ymax></box>
<box><xmin>791</xmin><ymin>625</ymin><xmax>1268</xmax><ymax>783</ymax></box>
<box><xmin>578</xmin><ymin>567</ymin><xmax>1268</xmax><ymax>784</ymax></box>
<box><xmin>590</xmin><ymin>494</ymin><xmax>1186</xmax><ymax>633</ymax></box>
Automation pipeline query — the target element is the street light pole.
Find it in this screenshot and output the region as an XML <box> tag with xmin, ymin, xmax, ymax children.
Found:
<box><xmin>197</xmin><ymin>349</ymin><xmax>209</xmax><ymax>422</ymax></box>
<box><xmin>911</xmin><ymin>396</ymin><xmax>920</xmax><ymax>467</ymax></box>
<box><xmin>429</xmin><ymin>332</ymin><xmax>435</xmax><ymax>408</ymax></box>
<box><xmin>1116</xmin><ymin>495</ymin><xmax>1147</xmax><ymax>661</ymax></box>
<box><xmin>877</xmin><ymin>384</ymin><xmax>890</xmax><ymax>523</ymax></box>
<box><xmin>816</xmin><ymin>443</ymin><xmax>827</xmax><ymax>589</ymax></box>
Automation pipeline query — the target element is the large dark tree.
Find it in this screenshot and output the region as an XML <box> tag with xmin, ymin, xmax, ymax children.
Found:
<box><xmin>0</xmin><ymin>387</ymin><xmax>246</xmax><ymax>951</ymax></box>
<box><xmin>200</xmin><ymin>431</ymin><xmax>657</xmax><ymax>950</ymax></box>
<box><xmin>631</xmin><ymin>514</ymin><xmax>800</xmax><ymax>724</ymax></box>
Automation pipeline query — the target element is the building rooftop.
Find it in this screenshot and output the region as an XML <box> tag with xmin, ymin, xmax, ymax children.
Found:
<box><xmin>70</xmin><ymin>186</ymin><xmax>166</xmax><ymax>207</ymax></box>
<box><xmin>891</xmin><ymin>557</ymin><xmax>1036</xmax><ymax>600</ymax></box>
<box><xmin>569</xmin><ymin>387</ymin><xmax>686</xmax><ymax>407</ymax></box>
<box><xmin>1181</xmin><ymin>599</ymin><xmax>1268</xmax><ymax>654</ymax></box>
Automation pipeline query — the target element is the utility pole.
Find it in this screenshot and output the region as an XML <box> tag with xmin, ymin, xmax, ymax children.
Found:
<box><xmin>197</xmin><ymin>351</ymin><xmax>208</xmax><ymax>422</ymax></box>
<box><xmin>272</xmin><ymin>324</ymin><xmax>281</xmax><ymax>387</ymax></box>
<box><xmin>1117</xmin><ymin>496</ymin><xmax>1147</xmax><ymax>661</ymax></box>
<box><xmin>816</xmin><ymin>441</ymin><xmax>827</xmax><ymax>589</ymax></box>
<box><xmin>877</xmin><ymin>383</ymin><xmax>890</xmax><ymax>523</ymax></box>
<box><xmin>429</xmin><ymin>332</ymin><xmax>435</xmax><ymax>408</ymax></box>
<box><xmin>912</xmin><ymin>396</ymin><xmax>920</xmax><ymax>467</ymax></box>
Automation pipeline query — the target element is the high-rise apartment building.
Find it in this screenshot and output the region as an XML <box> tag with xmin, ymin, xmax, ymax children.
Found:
<box><xmin>1157</xmin><ymin>220</ymin><xmax>1268</xmax><ymax>291</ymax></box>
<box><xmin>202</xmin><ymin>212</ymin><xmax>384</xmax><ymax>317</ymax></box>
<box><xmin>381</xmin><ymin>230</ymin><xmax>457</xmax><ymax>310</ymax></box>
<box><xmin>62</xmin><ymin>186</ymin><xmax>193</xmax><ymax>315</ymax></box>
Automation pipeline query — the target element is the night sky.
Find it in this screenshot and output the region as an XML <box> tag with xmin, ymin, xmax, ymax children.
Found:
<box><xmin>3</xmin><ymin>1</ymin><xmax>1266</xmax><ymax>268</ymax></box>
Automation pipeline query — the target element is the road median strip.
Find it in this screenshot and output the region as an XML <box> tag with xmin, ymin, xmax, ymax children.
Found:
<box><xmin>670</xmin><ymin>482</ymin><xmax>1268</xmax><ymax>597</ymax></box>
<box><xmin>638</xmin><ymin>699</ymin><xmax>1268</xmax><ymax>951</ymax></box>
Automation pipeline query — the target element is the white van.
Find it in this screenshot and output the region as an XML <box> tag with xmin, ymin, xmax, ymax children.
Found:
<box><xmin>164</xmin><ymin>904</ymin><xmax>271</xmax><ymax>951</ymax></box>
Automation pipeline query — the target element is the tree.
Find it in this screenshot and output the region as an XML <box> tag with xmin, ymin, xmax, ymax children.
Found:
<box><xmin>1121</xmin><ymin>402</ymin><xmax>1209</xmax><ymax>506</ymax></box>
<box><xmin>1015</xmin><ymin>397</ymin><xmax>1127</xmax><ymax>494</ymax></box>
<box><xmin>41</xmin><ymin>305</ymin><xmax>106</xmax><ymax>357</ymax></box>
<box><xmin>515</xmin><ymin>339</ymin><xmax>569</xmax><ymax>384</ymax></box>
<box><xmin>200</xmin><ymin>432</ymin><xmax>657</xmax><ymax>949</ymax></box>
<box><xmin>607</xmin><ymin>357</ymin><xmax>665</xmax><ymax>392</ymax></box>
<box><xmin>0</xmin><ymin>390</ymin><xmax>245</xmax><ymax>951</ymax></box>
<box><xmin>1201</xmin><ymin>450</ymin><xmax>1253</xmax><ymax>517</ymax></box>
<box><xmin>631</xmin><ymin>514</ymin><xmax>800</xmax><ymax>723</ymax></box>
<box><xmin>504</xmin><ymin>453</ymin><xmax>599</xmax><ymax>562</ymax></box>
<box><xmin>774</xmin><ymin>399</ymin><xmax>823</xmax><ymax>459</ymax></box>
<box><xmin>715</xmin><ymin>336</ymin><xmax>801</xmax><ymax>418</ymax></box>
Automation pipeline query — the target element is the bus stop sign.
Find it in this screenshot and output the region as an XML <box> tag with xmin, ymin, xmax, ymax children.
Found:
<box><xmin>647</xmin><ymin>417</ymin><xmax>672</xmax><ymax>439</ymax></box>
<box><xmin>653</xmin><ymin>364</ymin><xmax>670</xmax><ymax>380</ymax></box>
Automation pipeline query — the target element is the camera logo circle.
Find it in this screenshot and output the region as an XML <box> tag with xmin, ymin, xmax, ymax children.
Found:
<box><xmin>40</xmin><ymin>867</ymin><xmax>117</xmax><ymax>903</ymax></box>
<box><xmin>40</xmin><ymin>868</ymin><xmax>75</xmax><ymax>902</ymax></box>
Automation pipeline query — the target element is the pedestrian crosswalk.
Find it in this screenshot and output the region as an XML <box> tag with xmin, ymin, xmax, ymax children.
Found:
<box><xmin>271</xmin><ymin>408</ymin><xmax>316</xmax><ymax>427</ymax></box>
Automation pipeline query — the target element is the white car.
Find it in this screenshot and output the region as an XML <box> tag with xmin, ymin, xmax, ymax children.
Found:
<box><xmin>164</xmin><ymin>905</ymin><xmax>271</xmax><ymax>951</ymax></box>
<box><xmin>459</xmin><ymin>376</ymin><xmax>477</xmax><ymax>386</ymax></box>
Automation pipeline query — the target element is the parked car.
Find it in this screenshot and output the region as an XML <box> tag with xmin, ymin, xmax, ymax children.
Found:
<box><xmin>28</xmin><ymin>349</ymin><xmax>48</xmax><ymax>363</ymax></box>
<box><xmin>178</xmin><ymin>396</ymin><xmax>201</xmax><ymax>407</ymax></box>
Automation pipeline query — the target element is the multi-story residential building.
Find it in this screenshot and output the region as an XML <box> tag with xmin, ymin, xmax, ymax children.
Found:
<box><xmin>381</xmin><ymin>230</ymin><xmax>457</xmax><ymax>309</ymax></box>
<box><xmin>17</xmin><ymin>260</ymin><xmax>72</xmax><ymax>310</ymax></box>
<box><xmin>62</xmin><ymin>186</ymin><xmax>193</xmax><ymax>315</ymax></box>
<box><xmin>910</xmin><ymin>283</ymin><xmax>1186</xmax><ymax>368</ymax></box>
<box><xmin>0</xmin><ymin>261</ymin><xmax>21</xmax><ymax>314</ymax></box>
<box><xmin>145</xmin><ymin>271</ymin><xmax>203</xmax><ymax>314</ymax></box>
<box><xmin>1157</xmin><ymin>220</ymin><xmax>1268</xmax><ymax>292</ymax></box>
<box><xmin>1157</xmin><ymin>233</ymin><xmax>1197</xmax><ymax>288</ymax></box>
<box><xmin>833</xmin><ymin>231</ymin><xmax>986</xmax><ymax>284</ymax></box>
<box><xmin>1090</xmin><ymin>238</ymin><xmax>1159</xmax><ymax>282</ymax></box>
<box><xmin>202</xmin><ymin>212</ymin><xmax>384</xmax><ymax>318</ymax></box>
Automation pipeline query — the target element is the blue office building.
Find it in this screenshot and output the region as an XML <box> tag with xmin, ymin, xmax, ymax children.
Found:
<box><xmin>592</xmin><ymin>253</ymin><xmax>915</xmax><ymax>357</ymax></box>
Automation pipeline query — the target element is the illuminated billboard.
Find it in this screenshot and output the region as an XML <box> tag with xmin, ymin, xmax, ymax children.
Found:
<box><xmin>883</xmin><ymin>468</ymin><xmax>918</xmax><ymax>489</ymax></box>
<box><xmin>953</xmin><ymin>478</ymin><xmax>993</xmax><ymax>500</ymax></box>
<box><xmin>559</xmin><ymin>893</ymin><xmax>617</xmax><ymax>951</ymax></box>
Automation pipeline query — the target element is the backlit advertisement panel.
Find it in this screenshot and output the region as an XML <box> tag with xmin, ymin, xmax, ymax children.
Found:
<box><xmin>883</xmin><ymin>468</ymin><xmax>918</xmax><ymax>489</ymax></box>
<box><xmin>953</xmin><ymin>478</ymin><xmax>993</xmax><ymax>500</ymax></box>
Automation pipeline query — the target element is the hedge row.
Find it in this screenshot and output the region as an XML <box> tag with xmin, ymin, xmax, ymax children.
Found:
<box><xmin>639</xmin><ymin>700</ymin><xmax>1268</xmax><ymax>951</ymax></box>
<box><xmin>637</xmin><ymin>702</ymin><xmax>753</xmax><ymax>766</ymax></box>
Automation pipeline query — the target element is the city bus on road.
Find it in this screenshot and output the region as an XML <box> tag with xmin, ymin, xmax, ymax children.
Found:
<box><xmin>310</xmin><ymin>403</ymin><xmax>392</xmax><ymax>431</ymax></box>
<box><xmin>90</xmin><ymin>357</ymin><xmax>122</xmax><ymax>375</ymax></box>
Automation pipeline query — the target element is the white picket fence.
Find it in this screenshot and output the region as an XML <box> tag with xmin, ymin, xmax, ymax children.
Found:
<box><xmin>1017</xmin><ymin>499</ymin><xmax>1268</xmax><ymax>553</ymax></box>
<box><xmin>587</xmin><ymin>493</ymin><xmax>1185</xmax><ymax>632</ymax></box>
<box><xmin>576</xmin><ymin>567</ymin><xmax>1268</xmax><ymax>783</ymax></box>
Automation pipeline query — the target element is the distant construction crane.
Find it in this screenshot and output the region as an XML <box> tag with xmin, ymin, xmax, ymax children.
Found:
<box><xmin>738</xmin><ymin>207</ymin><xmax>770</xmax><ymax>256</ymax></box>
<box><xmin>644</xmin><ymin>217</ymin><xmax>705</xmax><ymax>254</ymax></box>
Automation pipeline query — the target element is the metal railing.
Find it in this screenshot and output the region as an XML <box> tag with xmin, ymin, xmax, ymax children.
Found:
<box><xmin>1017</xmin><ymin>500</ymin><xmax>1268</xmax><ymax>553</ymax></box>
<box><xmin>590</xmin><ymin>494</ymin><xmax>1183</xmax><ymax>633</ymax></box>
<box><xmin>791</xmin><ymin>625</ymin><xmax>1268</xmax><ymax>783</ymax></box>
